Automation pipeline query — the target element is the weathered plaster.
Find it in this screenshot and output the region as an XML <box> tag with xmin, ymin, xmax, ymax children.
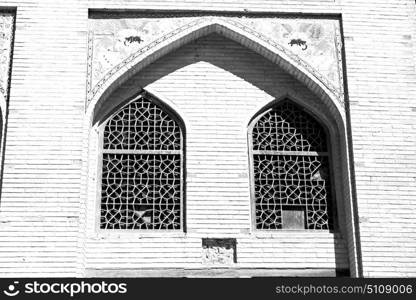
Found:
<box><xmin>0</xmin><ymin>12</ymin><xmax>14</xmax><ymax>116</ymax></box>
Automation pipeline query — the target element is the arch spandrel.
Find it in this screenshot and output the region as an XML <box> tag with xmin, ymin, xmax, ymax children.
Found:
<box><xmin>86</xmin><ymin>17</ymin><xmax>345</xmax><ymax>121</ymax></box>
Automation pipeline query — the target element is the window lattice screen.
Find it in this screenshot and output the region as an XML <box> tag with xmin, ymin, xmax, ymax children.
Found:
<box><xmin>251</xmin><ymin>101</ymin><xmax>333</xmax><ymax>230</ymax></box>
<box><xmin>101</xmin><ymin>94</ymin><xmax>182</xmax><ymax>230</ymax></box>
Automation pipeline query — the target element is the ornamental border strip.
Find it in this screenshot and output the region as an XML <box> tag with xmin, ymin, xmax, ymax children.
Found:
<box><xmin>0</xmin><ymin>12</ymin><xmax>15</xmax><ymax>106</ymax></box>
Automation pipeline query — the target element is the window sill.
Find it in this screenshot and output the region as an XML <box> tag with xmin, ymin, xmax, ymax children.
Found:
<box><xmin>92</xmin><ymin>230</ymin><xmax>187</xmax><ymax>240</ymax></box>
<box><xmin>251</xmin><ymin>230</ymin><xmax>339</xmax><ymax>239</ymax></box>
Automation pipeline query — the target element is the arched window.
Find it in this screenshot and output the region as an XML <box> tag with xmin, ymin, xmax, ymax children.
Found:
<box><xmin>100</xmin><ymin>92</ymin><xmax>184</xmax><ymax>230</ymax></box>
<box><xmin>249</xmin><ymin>100</ymin><xmax>334</xmax><ymax>230</ymax></box>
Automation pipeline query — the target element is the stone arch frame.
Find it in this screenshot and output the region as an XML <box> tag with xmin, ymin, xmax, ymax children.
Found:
<box><xmin>81</xmin><ymin>16</ymin><xmax>360</xmax><ymax>277</ymax></box>
<box><xmin>0</xmin><ymin>10</ymin><xmax>15</xmax><ymax>199</ymax></box>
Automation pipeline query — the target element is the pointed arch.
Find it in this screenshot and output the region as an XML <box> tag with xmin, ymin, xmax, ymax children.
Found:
<box><xmin>83</xmin><ymin>16</ymin><xmax>360</xmax><ymax>277</ymax></box>
<box><xmin>248</xmin><ymin>98</ymin><xmax>335</xmax><ymax>230</ymax></box>
<box><xmin>247</xmin><ymin>95</ymin><xmax>359</xmax><ymax>276</ymax></box>
<box><xmin>98</xmin><ymin>90</ymin><xmax>186</xmax><ymax>230</ymax></box>
<box><xmin>88</xmin><ymin>17</ymin><xmax>345</xmax><ymax>120</ymax></box>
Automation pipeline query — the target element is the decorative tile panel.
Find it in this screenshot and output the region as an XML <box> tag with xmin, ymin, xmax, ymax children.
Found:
<box><xmin>202</xmin><ymin>238</ymin><xmax>237</xmax><ymax>265</ymax></box>
<box><xmin>87</xmin><ymin>14</ymin><xmax>344</xmax><ymax>107</ymax></box>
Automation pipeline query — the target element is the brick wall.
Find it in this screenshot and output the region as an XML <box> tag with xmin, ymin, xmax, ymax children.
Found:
<box><xmin>341</xmin><ymin>0</ymin><xmax>416</xmax><ymax>277</ymax></box>
<box><xmin>0</xmin><ymin>0</ymin><xmax>414</xmax><ymax>277</ymax></box>
<box><xmin>0</xmin><ymin>0</ymin><xmax>88</xmax><ymax>276</ymax></box>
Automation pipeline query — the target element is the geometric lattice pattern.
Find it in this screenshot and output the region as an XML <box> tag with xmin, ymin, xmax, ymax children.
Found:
<box><xmin>252</xmin><ymin>102</ymin><xmax>327</xmax><ymax>153</ymax></box>
<box><xmin>251</xmin><ymin>101</ymin><xmax>333</xmax><ymax>230</ymax></box>
<box><xmin>103</xmin><ymin>97</ymin><xmax>181</xmax><ymax>151</ymax></box>
<box><xmin>101</xmin><ymin>93</ymin><xmax>182</xmax><ymax>229</ymax></box>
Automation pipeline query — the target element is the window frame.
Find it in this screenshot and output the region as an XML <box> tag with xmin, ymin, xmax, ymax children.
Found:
<box><xmin>96</xmin><ymin>91</ymin><xmax>186</xmax><ymax>232</ymax></box>
<box><xmin>247</xmin><ymin>99</ymin><xmax>338</xmax><ymax>232</ymax></box>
